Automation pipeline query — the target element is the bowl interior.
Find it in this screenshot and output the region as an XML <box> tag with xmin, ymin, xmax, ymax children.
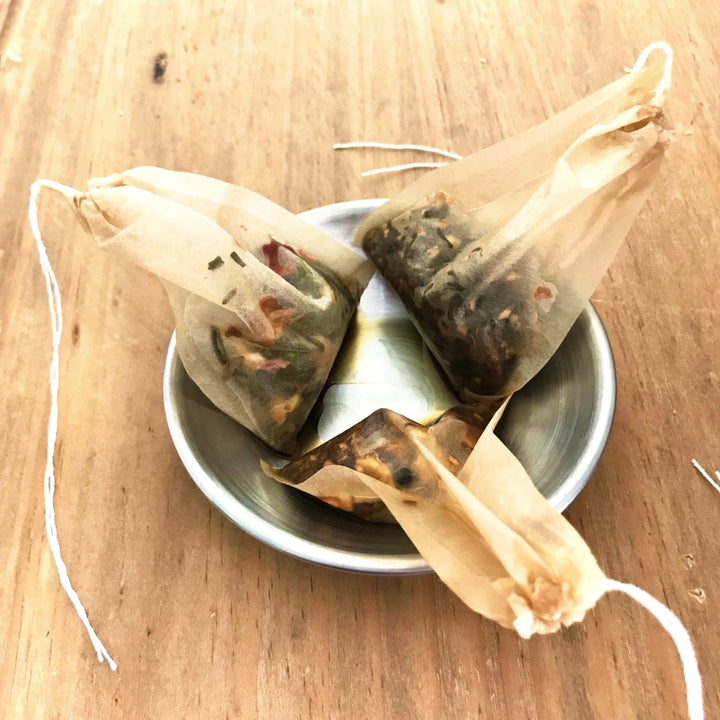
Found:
<box><xmin>163</xmin><ymin>199</ymin><xmax>615</xmax><ymax>574</ymax></box>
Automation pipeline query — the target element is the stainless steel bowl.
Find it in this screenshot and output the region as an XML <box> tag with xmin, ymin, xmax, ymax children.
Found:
<box><xmin>163</xmin><ymin>199</ymin><xmax>616</xmax><ymax>574</ymax></box>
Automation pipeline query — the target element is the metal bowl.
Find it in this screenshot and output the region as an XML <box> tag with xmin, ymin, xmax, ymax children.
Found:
<box><xmin>163</xmin><ymin>199</ymin><xmax>616</xmax><ymax>574</ymax></box>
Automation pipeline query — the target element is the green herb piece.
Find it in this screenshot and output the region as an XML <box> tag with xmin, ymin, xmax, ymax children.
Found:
<box><xmin>210</xmin><ymin>326</ymin><xmax>228</xmax><ymax>365</ymax></box>
<box><xmin>279</xmin><ymin>350</ymin><xmax>303</xmax><ymax>364</ymax></box>
<box><xmin>208</xmin><ymin>256</ymin><xmax>224</xmax><ymax>271</ymax></box>
<box><xmin>291</xmin><ymin>263</ymin><xmax>323</xmax><ymax>298</ymax></box>
<box><xmin>230</xmin><ymin>251</ymin><xmax>246</xmax><ymax>267</ymax></box>
<box><xmin>231</xmin><ymin>366</ymin><xmax>261</xmax><ymax>398</ymax></box>
<box><xmin>222</xmin><ymin>288</ymin><xmax>237</xmax><ymax>305</ymax></box>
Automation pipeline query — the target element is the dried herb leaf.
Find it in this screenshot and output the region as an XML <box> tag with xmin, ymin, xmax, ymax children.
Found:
<box><xmin>230</xmin><ymin>251</ymin><xmax>246</xmax><ymax>267</ymax></box>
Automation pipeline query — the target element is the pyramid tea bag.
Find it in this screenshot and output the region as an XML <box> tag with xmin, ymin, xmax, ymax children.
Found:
<box><xmin>264</xmin><ymin>401</ymin><xmax>703</xmax><ymax>715</ymax></box>
<box><xmin>266</xmin><ymin>401</ymin><xmax>609</xmax><ymax>634</ymax></box>
<box><xmin>355</xmin><ymin>53</ymin><xmax>672</xmax><ymax>399</ymax></box>
<box><xmin>69</xmin><ymin>167</ymin><xmax>374</xmax><ymax>451</ymax></box>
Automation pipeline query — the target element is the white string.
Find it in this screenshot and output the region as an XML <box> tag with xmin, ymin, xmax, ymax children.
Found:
<box><xmin>340</xmin><ymin>43</ymin><xmax>673</xmax><ymax>179</ymax></box>
<box><xmin>605</xmin><ymin>579</ymin><xmax>703</xmax><ymax>720</ymax></box>
<box><xmin>28</xmin><ymin>180</ymin><xmax>117</xmax><ymax>671</ymax></box>
<box><xmin>333</xmin><ymin>142</ymin><xmax>462</xmax><ymax>160</ymax></box>
<box><xmin>691</xmin><ymin>459</ymin><xmax>720</xmax><ymax>496</ymax></box>
<box><xmin>631</xmin><ymin>41</ymin><xmax>673</xmax><ymax>106</ymax></box>
<box><xmin>361</xmin><ymin>162</ymin><xmax>448</xmax><ymax>177</ymax></box>
<box><xmin>334</xmin><ymin>142</ymin><xmax>462</xmax><ymax>177</ymax></box>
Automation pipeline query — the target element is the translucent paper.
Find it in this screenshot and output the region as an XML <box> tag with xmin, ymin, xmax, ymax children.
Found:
<box><xmin>356</xmin><ymin>59</ymin><xmax>671</xmax><ymax>399</ymax></box>
<box><xmin>70</xmin><ymin>167</ymin><xmax>374</xmax><ymax>450</ymax></box>
<box><xmin>266</xmin><ymin>402</ymin><xmax>607</xmax><ymax>635</ymax></box>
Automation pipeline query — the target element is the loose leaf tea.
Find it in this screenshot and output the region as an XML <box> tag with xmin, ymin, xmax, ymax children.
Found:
<box><xmin>356</xmin><ymin>59</ymin><xmax>672</xmax><ymax>399</ymax></box>
<box><xmin>362</xmin><ymin>192</ymin><xmax>556</xmax><ymax>396</ymax></box>
<box><xmin>264</xmin><ymin>399</ymin><xmax>502</xmax><ymax>523</ymax></box>
<box><xmin>69</xmin><ymin>167</ymin><xmax>374</xmax><ymax>450</ymax></box>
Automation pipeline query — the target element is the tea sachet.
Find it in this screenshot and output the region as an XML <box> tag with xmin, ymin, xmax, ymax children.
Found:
<box><xmin>67</xmin><ymin>167</ymin><xmax>373</xmax><ymax>451</ymax></box>
<box><xmin>355</xmin><ymin>54</ymin><xmax>671</xmax><ymax>399</ymax></box>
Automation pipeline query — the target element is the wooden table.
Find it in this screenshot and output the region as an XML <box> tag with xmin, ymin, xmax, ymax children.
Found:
<box><xmin>2</xmin><ymin>1</ymin><xmax>718</xmax><ymax>718</ymax></box>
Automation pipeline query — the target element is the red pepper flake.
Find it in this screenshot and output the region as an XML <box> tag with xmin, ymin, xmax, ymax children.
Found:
<box><xmin>262</xmin><ymin>239</ymin><xmax>296</xmax><ymax>277</ymax></box>
<box><xmin>259</xmin><ymin>358</ymin><xmax>290</xmax><ymax>371</ymax></box>
<box><xmin>533</xmin><ymin>286</ymin><xmax>553</xmax><ymax>300</ymax></box>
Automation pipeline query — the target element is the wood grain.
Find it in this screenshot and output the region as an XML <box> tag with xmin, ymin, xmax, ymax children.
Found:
<box><xmin>1</xmin><ymin>1</ymin><xmax>719</xmax><ymax>718</ymax></box>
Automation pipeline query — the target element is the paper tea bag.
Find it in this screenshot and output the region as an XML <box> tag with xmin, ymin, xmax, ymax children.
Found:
<box><xmin>263</xmin><ymin>395</ymin><xmax>703</xmax><ymax>717</ymax></box>
<box><xmin>69</xmin><ymin>167</ymin><xmax>374</xmax><ymax>451</ymax></box>
<box><xmin>264</xmin><ymin>399</ymin><xmax>502</xmax><ymax>523</ymax></box>
<box><xmin>355</xmin><ymin>57</ymin><xmax>672</xmax><ymax>399</ymax></box>
<box><xmin>265</xmin><ymin>401</ymin><xmax>607</xmax><ymax>635</ymax></box>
